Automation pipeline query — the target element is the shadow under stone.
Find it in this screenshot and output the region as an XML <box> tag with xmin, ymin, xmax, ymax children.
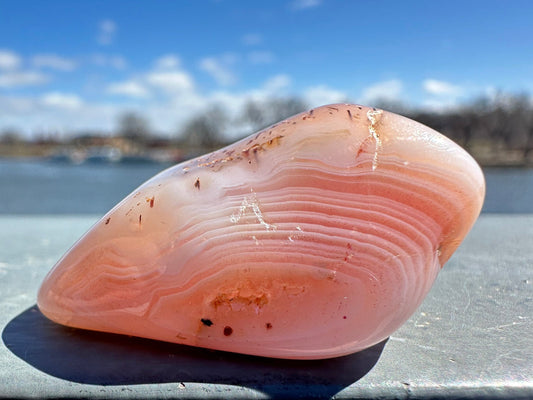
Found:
<box><xmin>3</xmin><ymin>305</ymin><xmax>386</xmax><ymax>399</ymax></box>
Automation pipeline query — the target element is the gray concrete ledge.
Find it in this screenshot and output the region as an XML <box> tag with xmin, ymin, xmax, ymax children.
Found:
<box><xmin>0</xmin><ymin>215</ymin><xmax>532</xmax><ymax>399</ymax></box>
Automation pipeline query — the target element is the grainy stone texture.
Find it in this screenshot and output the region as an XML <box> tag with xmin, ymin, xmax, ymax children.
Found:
<box><xmin>0</xmin><ymin>215</ymin><xmax>532</xmax><ymax>399</ymax></box>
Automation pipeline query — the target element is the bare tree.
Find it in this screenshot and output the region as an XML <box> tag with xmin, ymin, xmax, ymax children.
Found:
<box><xmin>370</xmin><ymin>98</ymin><xmax>410</xmax><ymax>116</ymax></box>
<box><xmin>0</xmin><ymin>128</ymin><xmax>24</xmax><ymax>145</ymax></box>
<box><xmin>242</xmin><ymin>100</ymin><xmax>267</xmax><ymax>131</ymax></box>
<box><xmin>180</xmin><ymin>105</ymin><xmax>228</xmax><ymax>150</ymax></box>
<box><xmin>241</xmin><ymin>97</ymin><xmax>308</xmax><ymax>132</ymax></box>
<box><xmin>268</xmin><ymin>97</ymin><xmax>308</xmax><ymax>122</ymax></box>
<box><xmin>117</xmin><ymin>112</ymin><xmax>151</xmax><ymax>144</ymax></box>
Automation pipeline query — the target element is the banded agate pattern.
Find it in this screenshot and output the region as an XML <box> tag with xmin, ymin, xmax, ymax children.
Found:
<box><xmin>38</xmin><ymin>104</ymin><xmax>485</xmax><ymax>359</ymax></box>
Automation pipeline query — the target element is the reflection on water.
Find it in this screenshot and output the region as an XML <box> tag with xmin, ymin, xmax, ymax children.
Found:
<box><xmin>1</xmin><ymin>159</ymin><xmax>531</xmax><ymax>214</ymax></box>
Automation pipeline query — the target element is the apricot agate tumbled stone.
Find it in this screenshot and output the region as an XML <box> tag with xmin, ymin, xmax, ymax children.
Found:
<box><xmin>38</xmin><ymin>104</ymin><xmax>485</xmax><ymax>359</ymax></box>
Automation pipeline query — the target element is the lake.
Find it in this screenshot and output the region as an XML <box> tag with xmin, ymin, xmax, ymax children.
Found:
<box><xmin>1</xmin><ymin>159</ymin><xmax>531</xmax><ymax>215</ymax></box>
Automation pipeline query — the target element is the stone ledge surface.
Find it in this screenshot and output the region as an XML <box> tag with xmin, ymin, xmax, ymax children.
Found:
<box><xmin>0</xmin><ymin>215</ymin><xmax>531</xmax><ymax>399</ymax></box>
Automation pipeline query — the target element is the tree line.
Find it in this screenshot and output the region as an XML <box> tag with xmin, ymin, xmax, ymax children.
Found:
<box><xmin>1</xmin><ymin>92</ymin><xmax>532</xmax><ymax>166</ymax></box>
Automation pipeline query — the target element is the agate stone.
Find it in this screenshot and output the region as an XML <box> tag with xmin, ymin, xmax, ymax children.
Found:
<box><xmin>38</xmin><ymin>104</ymin><xmax>485</xmax><ymax>359</ymax></box>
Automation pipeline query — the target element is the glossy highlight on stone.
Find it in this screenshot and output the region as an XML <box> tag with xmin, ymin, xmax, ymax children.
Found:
<box><xmin>37</xmin><ymin>104</ymin><xmax>485</xmax><ymax>360</ymax></box>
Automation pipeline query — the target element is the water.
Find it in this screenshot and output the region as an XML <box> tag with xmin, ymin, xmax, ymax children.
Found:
<box><xmin>0</xmin><ymin>159</ymin><xmax>171</xmax><ymax>215</ymax></box>
<box><xmin>1</xmin><ymin>159</ymin><xmax>531</xmax><ymax>215</ymax></box>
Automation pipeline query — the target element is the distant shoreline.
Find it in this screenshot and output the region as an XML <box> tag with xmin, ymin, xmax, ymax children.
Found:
<box><xmin>1</xmin><ymin>148</ymin><xmax>531</xmax><ymax>169</ymax></box>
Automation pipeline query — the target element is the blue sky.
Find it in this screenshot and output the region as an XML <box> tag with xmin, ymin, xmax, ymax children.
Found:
<box><xmin>1</xmin><ymin>0</ymin><xmax>532</xmax><ymax>137</ymax></box>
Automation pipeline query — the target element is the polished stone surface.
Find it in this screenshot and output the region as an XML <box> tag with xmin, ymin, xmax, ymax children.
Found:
<box><xmin>1</xmin><ymin>215</ymin><xmax>531</xmax><ymax>399</ymax></box>
<box><xmin>37</xmin><ymin>104</ymin><xmax>486</xmax><ymax>360</ymax></box>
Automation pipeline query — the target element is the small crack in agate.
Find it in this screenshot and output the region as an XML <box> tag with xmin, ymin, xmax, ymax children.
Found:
<box><xmin>230</xmin><ymin>191</ymin><xmax>276</xmax><ymax>231</ymax></box>
<box><xmin>367</xmin><ymin>108</ymin><xmax>383</xmax><ymax>171</ymax></box>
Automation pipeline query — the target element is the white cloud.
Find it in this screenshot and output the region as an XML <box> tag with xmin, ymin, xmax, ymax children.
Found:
<box><xmin>263</xmin><ymin>74</ymin><xmax>291</xmax><ymax>93</ymax></box>
<box><xmin>0</xmin><ymin>95</ymin><xmax>35</xmax><ymax>115</ymax></box>
<box><xmin>242</xmin><ymin>33</ymin><xmax>262</xmax><ymax>46</ymax></box>
<box><xmin>199</xmin><ymin>57</ymin><xmax>237</xmax><ymax>86</ymax></box>
<box><xmin>123</xmin><ymin>71</ymin><xmax>296</xmax><ymax>137</ymax></box>
<box><xmin>205</xmin><ymin>74</ymin><xmax>296</xmax><ymax>138</ymax></box>
<box><xmin>360</xmin><ymin>79</ymin><xmax>403</xmax><ymax>103</ymax></box>
<box><xmin>32</xmin><ymin>54</ymin><xmax>76</xmax><ymax>71</ymax></box>
<box><xmin>0</xmin><ymin>71</ymin><xmax>50</xmax><ymax>88</ymax></box>
<box><xmin>421</xmin><ymin>79</ymin><xmax>464</xmax><ymax>111</ymax></box>
<box><xmin>0</xmin><ymin>96</ymin><xmax>40</xmax><ymax>136</ymax></box>
<box><xmin>422</xmin><ymin>98</ymin><xmax>460</xmax><ymax>112</ymax></box>
<box><xmin>205</xmin><ymin>74</ymin><xmax>293</xmax><ymax>125</ymax></box>
<box><xmin>147</xmin><ymin>71</ymin><xmax>195</xmax><ymax>94</ymax></box>
<box><xmin>484</xmin><ymin>86</ymin><xmax>498</xmax><ymax>100</ymax></box>
<box><xmin>248</xmin><ymin>51</ymin><xmax>275</xmax><ymax>64</ymax></box>
<box><xmin>97</xmin><ymin>19</ymin><xmax>117</xmax><ymax>45</ymax></box>
<box><xmin>154</xmin><ymin>54</ymin><xmax>181</xmax><ymax>70</ymax></box>
<box><xmin>91</xmin><ymin>54</ymin><xmax>127</xmax><ymax>69</ymax></box>
<box><xmin>107</xmin><ymin>81</ymin><xmax>149</xmax><ymax>98</ymax></box>
<box><xmin>290</xmin><ymin>0</ymin><xmax>321</xmax><ymax>10</ymax></box>
<box><xmin>0</xmin><ymin>50</ymin><xmax>21</xmax><ymax>70</ymax></box>
<box><xmin>304</xmin><ymin>85</ymin><xmax>347</xmax><ymax>106</ymax></box>
<box><xmin>423</xmin><ymin>79</ymin><xmax>462</xmax><ymax>96</ymax></box>
<box><xmin>0</xmin><ymin>51</ymin><xmax>349</xmax><ymax>140</ymax></box>
<box><xmin>0</xmin><ymin>93</ymin><xmax>133</xmax><ymax>135</ymax></box>
<box><xmin>41</xmin><ymin>92</ymin><xmax>83</xmax><ymax>109</ymax></box>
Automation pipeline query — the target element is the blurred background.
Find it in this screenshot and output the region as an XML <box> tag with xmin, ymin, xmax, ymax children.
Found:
<box><xmin>1</xmin><ymin>0</ymin><xmax>532</xmax><ymax>214</ymax></box>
